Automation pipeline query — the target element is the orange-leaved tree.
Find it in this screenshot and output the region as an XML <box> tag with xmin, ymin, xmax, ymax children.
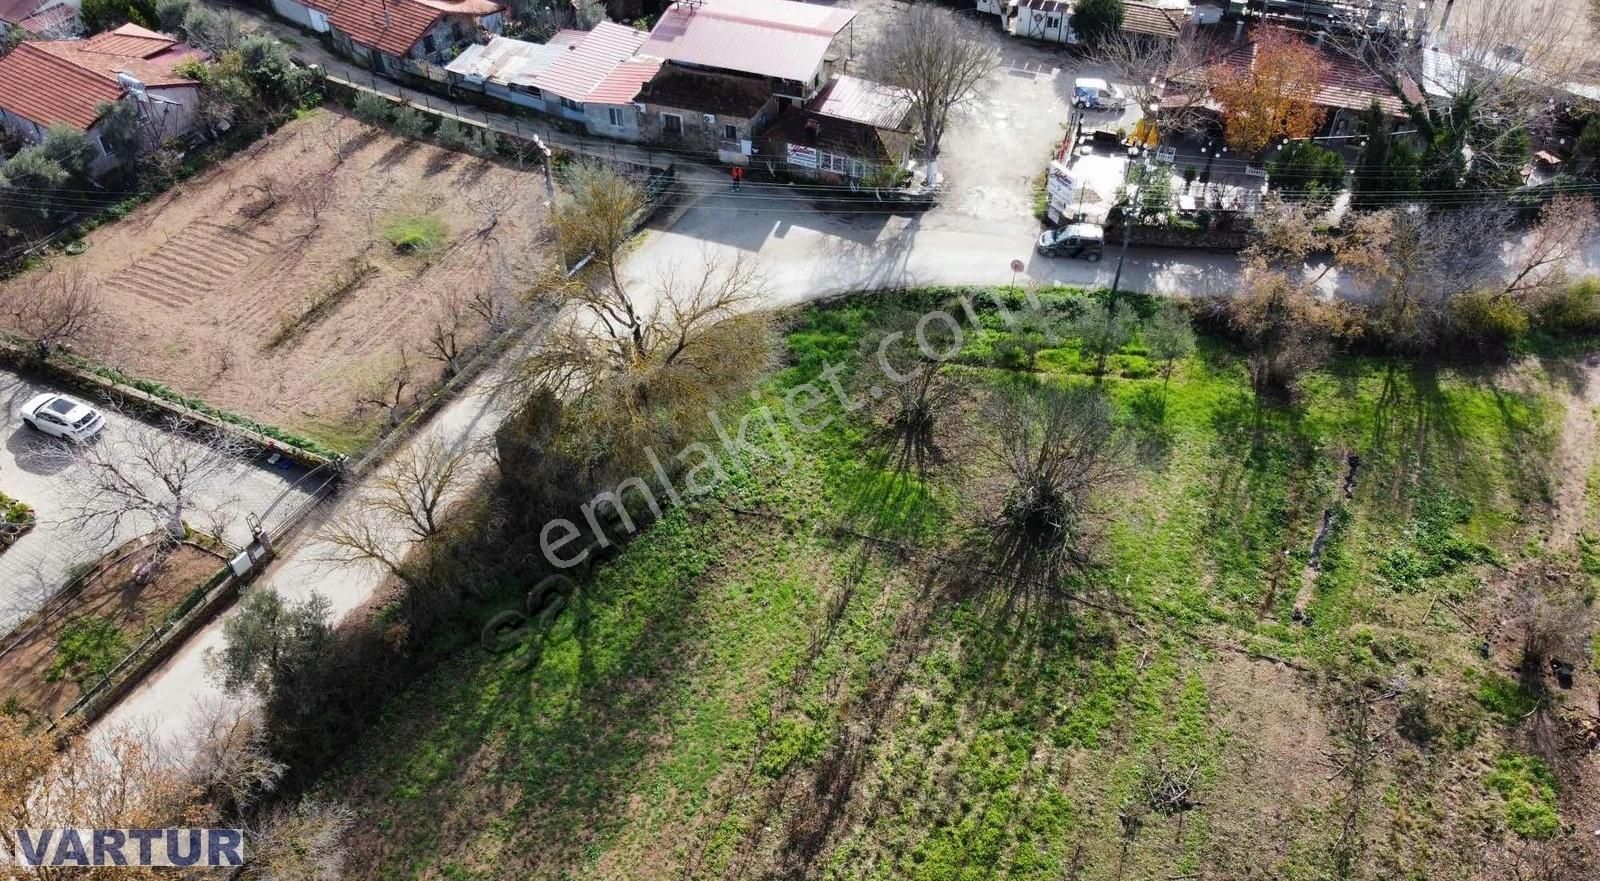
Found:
<box><xmin>1209</xmin><ymin>27</ymin><xmax>1328</xmax><ymax>155</ymax></box>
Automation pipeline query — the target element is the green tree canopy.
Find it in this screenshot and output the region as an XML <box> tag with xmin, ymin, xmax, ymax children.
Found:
<box><xmin>1268</xmin><ymin>139</ymin><xmax>1346</xmax><ymax>196</ymax></box>
<box><xmin>1072</xmin><ymin>0</ymin><xmax>1125</xmax><ymax>46</ymax></box>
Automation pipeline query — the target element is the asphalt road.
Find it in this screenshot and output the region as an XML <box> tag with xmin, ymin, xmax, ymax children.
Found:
<box><xmin>0</xmin><ymin>368</ymin><xmax>315</xmax><ymax>636</ymax></box>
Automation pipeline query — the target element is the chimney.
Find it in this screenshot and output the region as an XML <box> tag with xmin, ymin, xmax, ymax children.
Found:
<box><xmin>1233</xmin><ymin>19</ymin><xmax>1244</xmax><ymax>42</ymax></box>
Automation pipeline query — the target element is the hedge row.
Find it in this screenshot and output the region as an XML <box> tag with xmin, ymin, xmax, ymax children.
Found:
<box><xmin>71</xmin><ymin>359</ymin><xmax>342</xmax><ymax>461</ymax></box>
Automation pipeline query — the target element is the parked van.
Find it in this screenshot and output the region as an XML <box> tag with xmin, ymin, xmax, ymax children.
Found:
<box><xmin>1072</xmin><ymin>78</ymin><xmax>1128</xmax><ymax>112</ymax></box>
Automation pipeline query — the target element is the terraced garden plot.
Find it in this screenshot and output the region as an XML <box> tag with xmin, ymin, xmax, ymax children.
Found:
<box><xmin>0</xmin><ymin>110</ymin><xmax>550</xmax><ymax>452</ymax></box>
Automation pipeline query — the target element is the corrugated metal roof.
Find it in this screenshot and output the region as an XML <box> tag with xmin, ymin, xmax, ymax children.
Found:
<box><xmin>0</xmin><ymin>0</ymin><xmax>42</xmax><ymax>23</ymax></box>
<box><xmin>588</xmin><ymin>58</ymin><xmax>663</xmax><ymax>105</ymax></box>
<box><xmin>808</xmin><ymin>75</ymin><xmax>910</xmax><ymax>131</ymax></box>
<box><xmin>17</xmin><ymin>3</ymin><xmax>78</xmax><ymax>35</ymax></box>
<box><xmin>532</xmin><ymin>21</ymin><xmax>648</xmax><ymax>103</ymax></box>
<box><xmin>445</xmin><ymin>35</ymin><xmax>567</xmax><ymax>85</ymax></box>
<box><xmin>637</xmin><ymin>0</ymin><xmax>855</xmax><ymax>83</ymax></box>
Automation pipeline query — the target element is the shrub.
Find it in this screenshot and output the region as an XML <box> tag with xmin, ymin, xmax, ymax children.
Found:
<box><xmin>435</xmin><ymin>117</ymin><xmax>467</xmax><ymax>150</ymax></box>
<box><xmin>352</xmin><ymin>91</ymin><xmax>393</xmax><ymax>127</ymax></box>
<box><xmin>47</xmin><ymin>616</ymin><xmax>129</xmax><ymax>687</ymax></box>
<box><xmin>1451</xmin><ymin>290</ymin><xmax>1528</xmax><ymax>347</ymax></box>
<box><xmin>477</xmin><ymin>127</ymin><xmax>500</xmax><ymax>157</ymax></box>
<box><xmin>154</xmin><ymin>0</ymin><xmax>190</xmax><ymax>30</ymax></box>
<box><xmin>1485</xmin><ymin>754</ymin><xmax>1561</xmax><ymax>840</ymax></box>
<box><xmin>1535</xmin><ymin>276</ymin><xmax>1600</xmax><ymax>336</ymax></box>
<box><xmin>390</xmin><ymin>106</ymin><xmax>429</xmax><ymax>139</ymax></box>
<box><xmin>382</xmin><ymin>213</ymin><xmax>448</xmax><ymax>256</ymax></box>
<box><xmin>1473</xmin><ymin>670</ymin><xmax>1540</xmax><ymax>723</ymax></box>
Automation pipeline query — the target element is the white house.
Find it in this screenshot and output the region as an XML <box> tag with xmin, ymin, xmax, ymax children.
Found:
<box><xmin>269</xmin><ymin>0</ymin><xmax>333</xmax><ymax>33</ymax></box>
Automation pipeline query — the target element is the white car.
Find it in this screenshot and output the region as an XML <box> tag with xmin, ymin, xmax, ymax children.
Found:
<box><xmin>1072</xmin><ymin>77</ymin><xmax>1128</xmax><ymax>112</ymax></box>
<box><xmin>20</xmin><ymin>393</ymin><xmax>107</xmax><ymax>442</ymax></box>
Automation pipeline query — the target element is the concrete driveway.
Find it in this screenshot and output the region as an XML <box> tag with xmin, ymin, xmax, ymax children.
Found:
<box><xmin>0</xmin><ymin>368</ymin><xmax>316</xmax><ymax>635</ymax></box>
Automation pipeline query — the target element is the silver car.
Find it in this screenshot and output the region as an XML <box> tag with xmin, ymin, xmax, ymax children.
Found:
<box><xmin>20</xmin><ymin>393</ymin><xmax>107</xmax><ymax>442</ymax></box>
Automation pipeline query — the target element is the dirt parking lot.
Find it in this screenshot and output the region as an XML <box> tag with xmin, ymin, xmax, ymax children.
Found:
<box><xmin>2</xmin><ymin>110</ymin><xmax>550</xmax><ymax>451</ymax></box>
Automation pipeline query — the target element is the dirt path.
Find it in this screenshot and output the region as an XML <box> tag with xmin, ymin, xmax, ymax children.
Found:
<box><xmin>1544</xmin><ymin>354</ymin><xmax>1600</xmax><ymax>552</ymax></box>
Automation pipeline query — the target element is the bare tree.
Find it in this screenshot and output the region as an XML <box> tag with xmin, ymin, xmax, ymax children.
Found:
<box><xmin>317</xmin><ymin>435</ymin><xmax>474</xmax><ymax>588</ymax></box>
<box><xmin>1</xmin><ymin>717</ymin><xmax>194</xmax><ymax>873</ymax></box>
<box><xmin>7</xmin><ymin>267</ymin><xmax>103</xmax><ymax>359</ymax></box>
<box><xmin>1335</xmin><ymin>203</ymin><xmax>1510</xmax><ymax>349</ymax></box>
<box><xmin>41</xmin><ymin>413</ymin><xmax>248</xmax><ymax>546</ymax></box>
<box><xmin>182</xmin><ymin>701</ymin><xmax>286</xmax><ymax>817</ymax></box>
<box><xmin>358</xmin><ymin>348</ymin><xmax>415</xmax><ymax>427</ymax></box>
<box><xmin>517</xmin><ymin>250</ymin><xmax>774</xmax><ymax>477</ymax></box>
<box><xmin>1081</xmin><ymin>28</ymin><xmax>1216</xmax><ymax>138</ymax></box>
<box><xmin>867</xmin><ymin>4</ymin><xmax>999</xmax><ymax>168</ymax></box>
<box><xmin>247</xmin><ymin>799</ymin><xmax>356</xmax><ymax>881</ymax></box>
<box><xmin>1495</xmin><ymin>196</ymin><xmax>1598</xmax><ymax>302</ymax></box>
<box><xmin>548</xmin><ymin>161</ymin><xmax>647</xmax><ymax>307</ymax></box>
<box><xmin>426</xmin><ymin>290</ymin><xmax>478</xmax><ymax>377</ymax></box>
<box><xmin>287</xmin><ymin>167</ymin><xmax>337</xmax><ymax>232</ymax></box>
<box><xmin>856</xmin><ymin>309</ymin><xmax>970</xmax><ymax>474</ymax></box>
<box><xmin>984</xmin><ymin>383</ymin><xmax>1129</xmax><ymax>587</ymax></box>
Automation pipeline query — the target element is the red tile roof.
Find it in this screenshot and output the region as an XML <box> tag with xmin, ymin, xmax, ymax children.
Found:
<box><xmin>532</xmin><ymin>20</ymin><xmax>648</xmax><ymax>103</ymax></box>
<box><xmin>328</xmin><ymin>0</ymin><xmax>502</xmax><ymax>57</ymax></box>
<box><xmin>1173</xmin><ymin>28</ymin><xmax>1408</xmax><ymax>117</ymax></box>
<box><xmin>81</xmin><ymin>22</ymin><xmax>176</xmax><ymax>56</ymax></box>
<box><xmin>1121</xmin><ymin>1</ymin><xmax>1187</xmax><ymax>39</ymax></box>
<box><xmin>0</xmin><ymin>27</ymin><xmax>199</xmax><ymax>131</ymax></box>
<box><xmin>0</xmin><ymin>42</ymin><xmax>119</xmax><ymax>129</ymax></box>
<box><xmin>329</xmin><ymin>0</ymin><xmax>444</xmax><ymax>57</ymax></box>
<box><xmin>587</xmin><ymin>58</ymin><xmax>663</xmax><ymax>105</ymax></box>
<box><xmin>638</xmin><ymin>0</ymin><xmax>856</xmax><ymax>84</ymax></box>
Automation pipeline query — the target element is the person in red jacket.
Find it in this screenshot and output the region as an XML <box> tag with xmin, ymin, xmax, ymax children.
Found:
<box><xmin>730</xmin><ymin>165</ymin><xmax>744</xmax><ymax>192</ymax></box>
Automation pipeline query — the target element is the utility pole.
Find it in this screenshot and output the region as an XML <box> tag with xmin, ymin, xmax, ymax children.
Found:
<box><xmin>1109</xmin><ymin>149</ymin><xmax>1151</xmax><ymax>299</ymax></box>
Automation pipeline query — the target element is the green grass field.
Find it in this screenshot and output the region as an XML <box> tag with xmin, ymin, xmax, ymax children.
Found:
<box><xmin>321</xmin><ymin>288</ymin><xmax>1596</xmax><ymax>880</ymax></box>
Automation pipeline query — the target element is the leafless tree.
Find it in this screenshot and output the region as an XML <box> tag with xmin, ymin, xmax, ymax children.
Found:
<box><xmin>247</xmin><ymin>798</ymin><xmax>356</xmax><ymax>881</ymax></box>
<box><xmin>1495</xmin><ymin>196</ymin><xmax>1598</xmax><ymax>302</ymax></box>
<box><xmin>1080</xmin><ymin>28</ymin><xmax>1216</xmax><ymax>137</ymax></box>
<box><xmin>468</xmin><ymin>264</ymin><xmax>517</xmax><ymax>333</ymax></box>
<box><xmin>6</xmin><ymin>267</ymin><xmax>103</xmax><ymax>359</ymax></box>
<box><xmin>40</xmin><ymin>413</ymin><xmax>248</xmax><ymax>546</ymax></box>
<box><xmin>182</xmin><ymin>701</ymin><xmax>285</xmax><ymax>817</ymax></box>
<box><xmin>548</xmin><ymin>161</ymin><xmax>647</xmax><ymax>302</ymax></box>
<box><xmin>517</xmin><ymin>250</ymin><xmax>774</xmax><ymax>478</ymax></box>
<box><xmin>426</xmin><ymin>290</ymin><xmax>478</xmax><ymax>377</ymax></box>
<box><xmin>287</xmin><ymin>167</ymin><xmax>337</xmax><ymax>232</ymax></box>
<box><xmin>855</xmin><ymin>309</ymin><xmax>970</xmax><ymax>474</ymax></box>
<box><xmin>1</xmin><ymin>717</ymin><xmax>194</xmax><ymax>872</ymax></box>
<box><xmin>983</xmin><ymin>383</ymin><xmax>1129</xmax><ymax>587</ymax></box>
<box><xmin>1513</xmin><ymin>577</ymin><xmax>1593</xmax><ymax>686</ymax></box>
<box><xmin>317</xmin><ymin>435</ymin><xmax>474</xmax><ymax>588</ymax></box>
<box><xmin>358</xmin><ymin>348</ymin><xmax>415</xmax><ymax>427</ymax></box>
<box><xmin>866</xmin><ymin>4</ymin><xmax>999</xmax><ymax>166</ymax></box>
<box><xmin>1336</xmin><ymin>203</ymin><xmax>1510</xmax><ymax>349</ymax></box>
